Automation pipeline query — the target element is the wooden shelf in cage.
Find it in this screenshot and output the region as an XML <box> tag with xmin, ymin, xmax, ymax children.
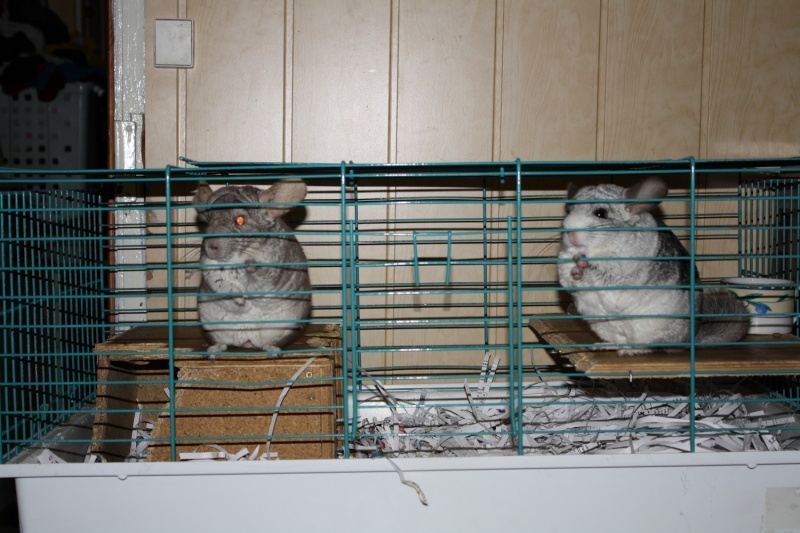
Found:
<box><xmin>529</xmin><ymin>317</ymin><xmax>800</xmax><ymax>378</ymax></box>
<box><xmin>95</xmin><ymin>322</ymin><xmax>342</xmax><ymax>361</ymax></box>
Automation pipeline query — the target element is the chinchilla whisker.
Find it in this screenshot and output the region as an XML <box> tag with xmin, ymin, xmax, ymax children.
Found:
<box><xmin>178</xmin><ymin>247</ymin><xmax>203</xmax><ymax>280</ymax></box>
<box><xmin>527</xmin><ymin>232</ymin><xmax>562</xmax><ymax>259</ymax></box>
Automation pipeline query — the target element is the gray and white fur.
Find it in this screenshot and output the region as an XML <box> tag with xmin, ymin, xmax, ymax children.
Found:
<box><xmin>193</xmin><ymin>180</ymin><xmax>311</xmax><ymax>357</ymax></box>
<box><xmin>557</xmin><ymin>176</ymin><xmax>748</xmax><ymax>356</ymax></box>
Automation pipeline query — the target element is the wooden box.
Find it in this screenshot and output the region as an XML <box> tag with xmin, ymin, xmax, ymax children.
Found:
<box><xmin>90</xmin><ymin>323</ymin><xmax>341</xmax><ymax>461</ymax></box>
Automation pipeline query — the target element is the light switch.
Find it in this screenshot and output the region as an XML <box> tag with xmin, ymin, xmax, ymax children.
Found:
<box><xmin>154</xmin><ymin>19</ymin><xmax>193</xmax><ymax>68</ymax></box>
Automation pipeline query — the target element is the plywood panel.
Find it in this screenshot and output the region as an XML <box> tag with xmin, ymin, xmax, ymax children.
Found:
<box><xmin>600</xmin><ymin>0</ymin><xmax>704</xmax><ymax>159</ymax></box>
<box><xmin>395</xmin><ymin>0</ymin><xmax>496</xmax><ymax>162</ymax></box>
<box><xmin>290</xmin><ymin>1</ymin><xmax>393</xmax><ymax>344</ymax></box>
<box><xmin>292</xmin><ymin>0</ymin><xmax>391</xmax><ymax>163</ymax></box>
<box><xmin>702</xmin><ymin>0</ymin><xmax>800</xmax><ymax>158</ymax></box>
<box><xmin>383</xmin><ymin>0</ymin><xmax>498</xmax><ymax>370</ymax></box>
<box><xmin>185</xmin><ymin>0</ymin><xmax>285</xmax><ymax>161</ymax></box>
<box><xmin>384</xmin><ymin>182</ymin><xmax>504</xmax><ymax>372</ymax></box>
<box><xmin>500</xmin><ymin>0</ymin><xmax>601</xmax><ymax>161</ymax></box>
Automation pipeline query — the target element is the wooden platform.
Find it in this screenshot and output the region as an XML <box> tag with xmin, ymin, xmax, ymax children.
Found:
<box><xmin>529</xmin><ymin>317</ymin><xmax>800</xmax><ymax>378</ymax></box>
<box><xmin>95</xmin><ymin>322</ymin><xmax>342</xmax><ymax>361</ymax></box>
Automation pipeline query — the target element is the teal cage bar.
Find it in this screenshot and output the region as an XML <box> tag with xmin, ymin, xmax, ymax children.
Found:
<box><xmin>1</xmin><ymin>186</ymin><xmax>106</xmax><ymax>462</ymax></box>
<box><xmin>739</xmin><ymin>168</ymin><xmax>800</xmax><ymax>411</ymax></box>
<box><xmin>1</xmin><ymin>157</ymin><xmax>800</xmax><ymax>464</ymax></box>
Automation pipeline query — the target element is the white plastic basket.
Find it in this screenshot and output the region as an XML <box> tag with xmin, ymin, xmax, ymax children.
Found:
<box><xmin>0</xmin><ymin>82</ymin><xmax>102</xmax><ymax>189</ymax></box>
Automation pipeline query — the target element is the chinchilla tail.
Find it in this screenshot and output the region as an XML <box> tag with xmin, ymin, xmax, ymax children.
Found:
<box><xmin>695</xmin><ymin>290</ymin><xmax>750</xmax><ymax>343</ymax></box>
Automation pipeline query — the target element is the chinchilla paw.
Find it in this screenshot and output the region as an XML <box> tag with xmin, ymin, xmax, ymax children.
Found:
<box><xmin>264</xmin><ymin>345</ymin><xmax>282</xmax><ymax>359</ymax></box>
<box><xmin>588</xmin><ymin>343</ymin><xmax>651</xmax><ymax>356</ymax></box>
<box><xmin>616</xmin><ymin>347</ymin><xmax>653</xmax><ymax>357</ymax></box>
<box><xmin>206</xmin><ymin>343</ymin><xmax>228</xmax><ymax>359</ymax></box>
<box><xmin>573</xmin><ymin>254</ymin><xmax>590</xmax><ymax>270</ymax></box>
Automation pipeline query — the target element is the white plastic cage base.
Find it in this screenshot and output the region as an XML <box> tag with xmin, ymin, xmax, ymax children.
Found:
<box><xmin>5</xmin><ymin>453</ymin><xmax>800</xmax><ymax>533</ymax></box>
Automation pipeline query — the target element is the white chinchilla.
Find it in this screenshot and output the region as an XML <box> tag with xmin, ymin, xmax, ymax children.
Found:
<box><xmin>193</xmin><ymin>180</ymin><xmax>311</xmax><ymax>357</ymax></box>
<box><xmin>557</xmin><ymin>176</ymin><xmax>748</xmax><ymax>356</ymax></box>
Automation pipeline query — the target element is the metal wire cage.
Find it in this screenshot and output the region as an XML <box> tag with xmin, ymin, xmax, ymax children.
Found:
<box><xmin>1</xmin><ymin>157</ymin><xmax>799</xmax><ymax>464</ymax></box>
<box><xmin>1</xmin><ymin>189</ymin><xmax>105</xmax><ymax>462</ymax></box>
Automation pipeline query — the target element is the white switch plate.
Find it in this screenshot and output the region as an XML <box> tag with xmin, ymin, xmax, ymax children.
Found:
<box><xmin>154</xmin><ymin>19</ymin><xmax>193</xmax><ymax>68</ymax></box>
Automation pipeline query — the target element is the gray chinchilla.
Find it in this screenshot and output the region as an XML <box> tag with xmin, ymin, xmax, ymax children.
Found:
<box><xmin>193</xmin><ymin>180</ymin><xmax>311</xmax><ymax>357</ymax></box>
<box><xmin>557</xmin><ymin>176</ymin><xmax>748</xmax><ymax>356</ymax></box>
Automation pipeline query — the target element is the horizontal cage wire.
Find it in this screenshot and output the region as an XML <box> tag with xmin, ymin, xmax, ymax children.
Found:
<box><xmin>1</xmin><ymin>157</ymin><xmax>800</xmax><ymax>464</ymax></box>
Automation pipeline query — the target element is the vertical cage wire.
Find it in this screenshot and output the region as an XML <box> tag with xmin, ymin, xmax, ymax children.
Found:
<box><xmin>1</xmin><ymin>188</ymin><xmax>105</xmax><ymax>463</ymax></box>
<box><xmin>740</xmin><ymin>170</ymin><xmax>800</xmax><ymax>411</ymax></box>
<box><xmin>688</xmin><ymin>158</ymin><xmax>698</xmax><ymax>451</ymax></box>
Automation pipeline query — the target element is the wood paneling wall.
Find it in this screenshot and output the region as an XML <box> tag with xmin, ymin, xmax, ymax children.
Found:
<box><xmin>599</xmin><ymin>0</ymin><xmax>705</xmax><ymax>159</ymax></box>
<box><xmin>144</xmin><ymin>0</ymin><xmax>800</xmax><ymax>165</ymax></box>
<box><xmin>702</xmin><ymin>1</ymin><xmax>800</xmax><ymax>158</ymax></box>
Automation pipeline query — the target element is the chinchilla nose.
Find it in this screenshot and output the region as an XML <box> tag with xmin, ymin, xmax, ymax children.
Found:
<box><xmin>567</xmin><ymin>232</ymin><xmax>580</xmax><ymax>246</ymax></box>
<box><xmin>203</xmin><ymin>237</ymin><xmax>223</xmax><ymax>259</ymax></box>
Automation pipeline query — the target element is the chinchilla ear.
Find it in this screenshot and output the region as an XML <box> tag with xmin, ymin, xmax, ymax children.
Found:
<box><xmin>259</xmin><ymin>179</ymin><xmax>308</xmax><ymax>219</ymax></box>
<box><xmin>192</xmin><ymin>181</ymin><xmax>214</xmax><ymax>215</ymax></box>
<box><xmin>566</xmin><ymin>182</ymin><xmax>579</xmax><ymax>199</ymax></box>
<box><xmin>565</xmin><ymin>182</ymin><xmax>579</xmax><ymax>213</ymax></box>
<box><xmin>623</xmin><ymin>176</ymin><xmax>668</xmax><ymax>215</ymax></box>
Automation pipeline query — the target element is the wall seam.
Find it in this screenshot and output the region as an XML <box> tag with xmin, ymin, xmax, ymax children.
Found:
<box><xmin>491</xmin><ymin>0</ymin><xmax>505</xmax><ymax>163</ymax></box>
<box><xmin>595</xmin><ymin>0</ymin><xmax>608</xmax><ymax>161</ymax></box>
<box><xmin>283</xmin><ymin>0</ymin><xmax>295</xmax><ymax>163</ymax></box>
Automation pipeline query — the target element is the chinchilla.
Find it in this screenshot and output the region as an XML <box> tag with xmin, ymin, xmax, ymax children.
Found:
<box><xmin>193</xmin><ymin>179</ymin><xmax>311</xmax><ymax>358</ymax></box>
<box><xmin>557</xmin><ymin>176</ymin><xmax>748</xmax><ymax>356</ymax></box>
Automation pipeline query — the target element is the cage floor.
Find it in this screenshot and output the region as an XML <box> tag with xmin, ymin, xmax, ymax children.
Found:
<box><xmin>529</xmin><ymin>318</ymin><xmax>800</xmax><ymax>378</ymax></box>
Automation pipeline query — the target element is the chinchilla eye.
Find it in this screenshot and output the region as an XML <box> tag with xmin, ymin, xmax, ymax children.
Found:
<box><xmin>235</xmin><ymin>215</ymin><xmax>246</xmax><ymax>226</ymax></box>
<box><xmin>593</xmin><ymin>207</ymin><xmax>608</xmax><ymax>219</ymax></box>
